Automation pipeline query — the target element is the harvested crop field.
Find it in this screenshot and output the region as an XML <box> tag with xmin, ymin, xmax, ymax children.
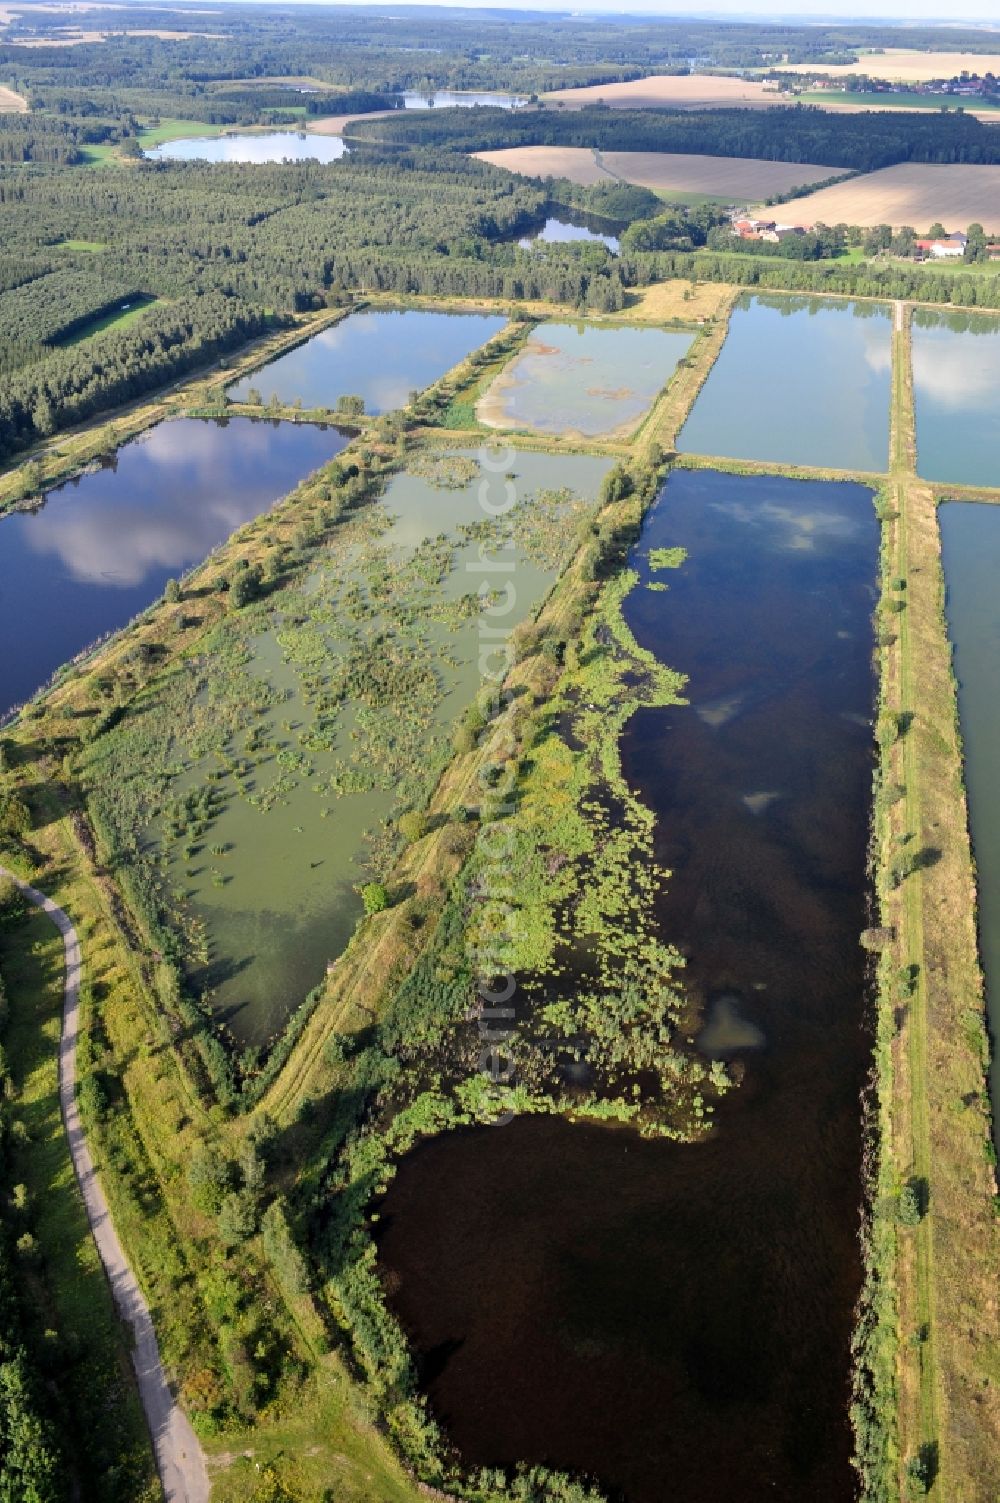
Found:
<box><xmin>543</xmin><ymin>73</ymin><xmax>783</xmax><ymax>110</ymax></box>
<box><xmin>308</xmin><ymin>109</ymin><xmax>399</xmax><ymax>136</ymax></box>
<box><xmin>6</xmin><ymin>24</ymin><xmax>218</xmax><ymax>42</ymax></box>
<box><xmin>475</xmin><ymin>145</ymin><xmax>612</xmax><ymax>186</ymax></box>
<box><xmin>0</xmin><ymin>82</ymin><xmax>26</xmax><ymax>110</ymax></box>
<box><xmin>775</xmin><ymin>49</ymin><xmax>1000</xmax><ymax>83</ymax></box>
<box><xmin>787</xmin><ymin>162</ymin><xmax>1000</xmax><ymax>233</ymax></box>
<box><xmin>475</xmin><ymin>146</ymin><xmax>849</xmax><ymax>201</ymax></box>
<box><xmin>625</xmin><ymin>279</ymin><xmax>734</xmax><ymax>322</ymax></box>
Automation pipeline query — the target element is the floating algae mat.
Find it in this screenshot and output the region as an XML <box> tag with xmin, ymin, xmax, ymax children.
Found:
<box><xmin>83</xmin><ymin>448</ymin><xmax>611</xmax><ymax>1047</ymax></box>
<box><xmin>477</xmin><ymin>320</ymin><xmax>694</xmax><ymax>439</ymax></box>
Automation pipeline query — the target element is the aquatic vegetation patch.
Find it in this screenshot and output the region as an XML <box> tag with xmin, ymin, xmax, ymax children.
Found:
<box><xmin>79</xmin><ymin>447</ymin><xmax>611</xmax><ymax>1085</ymax></box>
<box><xmin>403</xmin><ymin>451</ymin><xmax>480</xmax><ymax>489</ymax></box>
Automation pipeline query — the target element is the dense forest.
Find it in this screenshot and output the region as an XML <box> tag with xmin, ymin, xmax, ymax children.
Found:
<box><xmin>0</xmin><ymin>266</ymin><xmax>141</xmax><ymax>372</ymax></box>
<box><xmin>0</xmin><ymin>294</ymin><xmax>266</xmax><ymax>460</ymax></box>
<box><xmin>354</xmin><ymin>103</ymin><xmax>1000</xmax><ymax>172</ymax></box>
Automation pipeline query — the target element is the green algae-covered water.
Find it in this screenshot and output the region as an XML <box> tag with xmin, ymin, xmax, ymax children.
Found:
<box><xmin>141</xmin><ymin>448</ymin><xmax>611</xmax><ymax>1046</ymax></box>
<box><xmin>678</xmin><ymin>294</ymin><xmax>892</xmax><ymax>471</ymax></box>
<box><xmin>478</xmin><ymin>321</ymin><xmax>694</xmax><ymax>439</ymax></box>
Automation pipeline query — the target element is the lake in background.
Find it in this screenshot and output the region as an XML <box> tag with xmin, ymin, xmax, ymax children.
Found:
<box><xmin>679</xmin><ymin>294</ymin><xmax>892</xmax><ymax>472</ymax></box>
<box><xmin>939</xmin><ymin>501</ymin><xmax>1000</xmax><ymax>1147</ymax></box>
<box><xmin>518</xmin><ymin>209</ymin><xmax>621</xmax><ymax>253</ymax></box>
<box><xmin>227</xmin><ymin>309</ymin><xmax>507</xmax><ymax>414</ymax></box>
<box><xmin>379</xmin><ymin>467</ymin><xmax>878</xmax><ymax>1503</ymax></box>
<box><xmin>0</xmin><ymin>417</ymin><xmax>347</xmax><ymax>719</ymax></box>
<box><xmin>478</xmin><ymin>320</ymin><xmax>693</xmax><ymax>438</ymax></box>
<box><xmin>402</xmin><ymin>90</ymin><xmax>527</xmax><ymax>109</ymax></box>
<box><xmin>145</xmin><ymin>131</ymin><xmax>348</xmax><ymax>163</ymax></box>
<box><xmin>913</xmin><ymin>310</ymin><xmax>1000</xmax><ymax>487</ymax></box>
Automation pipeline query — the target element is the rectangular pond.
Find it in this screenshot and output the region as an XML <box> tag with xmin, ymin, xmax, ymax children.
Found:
<box><xmin>227</xmin><ymin>309</ymin><xmax>507</xmax><ymax>414</ymax></box>
<box><xmin>477</xmin><ymin>320</ymin><xmax>694</xmax><ymax>439</ymax></box>
<box><xmin>939</xmin><ymin>500</ymin><xmax>1000</xmax><ymax>1144</ymax></box>
<box><xmin>0</xmin><ymin>416</ymin><xmax>347</xmax><ymax>719</ymax></box>
<box><xmin>378</xmin><ymin>468</ymin><xmax>879</xmax><ymax>1503</ymax></box>
<box><xmin>83</xmin><ymin>448</ymin><xmax>612</xmax><ymax>1049</ymax></box>
<box><xmin>679</xmin><ymin>293</ymin><xmax>892</xmax><ymax>472</ymax></box>
<box><xmin>913</xmin><ymin>309</ymin><xmax>1000</xmax><ymax>487</ymax></box>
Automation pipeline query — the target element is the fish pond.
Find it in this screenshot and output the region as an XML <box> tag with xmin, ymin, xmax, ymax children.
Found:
<box><xmin>82</xmin><ymin>448</ymin><xmax>611</xmax><ymax>1049</ymax></box>
<box><xmin>679</xmin><ymin>294</ymin><xmax>892</xmax><ymax>472</ymax></box>
<box><xmin>939</xmin><ymin>501</ymin><xmax>1000</xmax><ymax>1143</ymax></box>
<box><xmin>913</xmin><ymin>310</ymin><xmax>1000</xmax><ymax>487</ymax></box>
<box><xmin>144</xmin><ymin>131</ymin><xmax>348</xmax><ymax>163</ymax></box>
<box><xmin>477</xmin><ymin>320</ymin><xmax>694</xmax><ymax>439</ymax></box>
<box><xmin>378</xmin><ymin>468</ymin><xmax>879</xmax><ymax>1503</ymax></box>
<box><xmin>227</xmin><ymin>309</ymin><xmax>506</xmax><ymax>415</ymax></box>
<box><xmin>0</xmin><ymin>416</ymin><xmax>347</xmax><ymax>719</ymax></box>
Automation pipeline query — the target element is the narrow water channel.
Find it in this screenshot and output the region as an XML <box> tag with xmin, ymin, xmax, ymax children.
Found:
<box><xmin>939</xmin><ymin>501</ymin><xmax>1000</xmax><ymax>1147</ymax></box>
<box><xmin>376</xmin><ymin>468</ymin><xmax>879</xmax><ymax>1503</ymax></box>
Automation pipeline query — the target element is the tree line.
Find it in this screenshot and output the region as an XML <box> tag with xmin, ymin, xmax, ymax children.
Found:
<box><xmin>353</xmin><ymin>102</ymin><xmax>1000</xmax><ymax>172</ymax></box>
<box><xmin>0</xmin><ymin>115</ymin><xmax>86</xmax><ymax>165</ymax></box>
<box><xmin>630</xmin><ymin>245</ymin><xmax>1000</xmax><ymax>308</ymax></box>
<box><xmin>0</xmin><ymin>294</ymin><xmax>266</xmax><ymax>463</ymax></box>
<box><xmin>0</xmin><ymin>953</ymin><xmax>65</xmax><ymax>1503</ymax></box>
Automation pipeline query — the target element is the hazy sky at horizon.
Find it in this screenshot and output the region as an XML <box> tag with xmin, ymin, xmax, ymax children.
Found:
<box><xmin>269</xmin><ymin>0</ymin><xmax>1000</xmax><ymax>20</ymax></box>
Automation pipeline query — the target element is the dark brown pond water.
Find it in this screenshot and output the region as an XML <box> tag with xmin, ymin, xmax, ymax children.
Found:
<box><xmin>377</xmin><ymin>469</ymin><xmax>879</xmax><ymax>1503</ymax></box>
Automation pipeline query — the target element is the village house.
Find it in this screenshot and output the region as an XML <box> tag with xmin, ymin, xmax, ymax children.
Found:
<box><xmin>732</xmin><ymin>216</ymin><xmax>777</xmax><ymax>240</ymax></box>
<box><xmin>913</xmin><ymin>232</ymin><xmax>968</xmax><ymax>260</ymax></box>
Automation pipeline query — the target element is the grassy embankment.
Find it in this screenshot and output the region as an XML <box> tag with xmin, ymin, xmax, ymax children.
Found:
<box><xmin>874</xmin><ymin>305</ymin><xmax>1000</xmax><ymax>1501</ymax></box>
